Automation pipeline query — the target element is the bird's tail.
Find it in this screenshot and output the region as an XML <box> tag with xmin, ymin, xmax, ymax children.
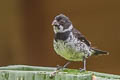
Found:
<box><xmin>92</xmin><ymin>48</ymin><xmax>109</xmax><ymax>55</ymax></box>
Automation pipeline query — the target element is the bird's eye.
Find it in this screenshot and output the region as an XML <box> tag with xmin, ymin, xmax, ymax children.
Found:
<box><xmin>60</xmin><ymin>20</ymin><xmax>65</xmax><ymax>24</ymax></box>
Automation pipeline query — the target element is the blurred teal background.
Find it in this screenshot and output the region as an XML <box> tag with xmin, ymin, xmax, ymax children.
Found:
<box><xmin>0</xmin><ymin>0</ymin><xmax>120</xmax><ymax>74</ymax></box>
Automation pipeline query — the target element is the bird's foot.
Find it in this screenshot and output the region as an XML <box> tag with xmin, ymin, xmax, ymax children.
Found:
<box><xmin>50</xmin><ymin>65</ymin><xmax>63</xmax><ymax>78</ymax></box>
<box><xmin>80</xmin><ymin>68</ymin><xmax>86</xmax><ymax>72</ymax></box>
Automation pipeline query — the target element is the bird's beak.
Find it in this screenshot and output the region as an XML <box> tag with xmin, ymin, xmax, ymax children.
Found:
<box><xmin>52</xmin><ymin>20</ymin><xmax>59</xmax><ymax>26</ymax></box>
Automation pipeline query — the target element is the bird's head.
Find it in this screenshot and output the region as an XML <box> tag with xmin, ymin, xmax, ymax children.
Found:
<box><xmin>52</xmin><ymin>14</ymin><xmax>73</xmax><ymax>33</ymax></box>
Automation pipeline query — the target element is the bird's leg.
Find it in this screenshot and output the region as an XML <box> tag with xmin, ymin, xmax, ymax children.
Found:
<box><xmin>50</xmin><ymin>62</ymin><xmax>71</xmax><ymax>77</ymax></box>
<box><xmin>83</xmin><ymin>57</ymin><xmax>86</xmax><ymax>70</ymax></box>
<box><xmin>57</xmin><ymin>62</ymin><xmax>71</xmax><ymax>70</ymax></box>
<box><xmin>63</xmin><ymin>61</ymin><xmax>71</xmax><ymax>68</ymax></box>
<box><xmin>80</xmin><ymin>57</ymin><xmax>86</xmax><ymax>71</ymax></box>
<box><xmin>50</xmin><ymin>62</ymin><xmax>71</xmax><ymax>78</ymax></box>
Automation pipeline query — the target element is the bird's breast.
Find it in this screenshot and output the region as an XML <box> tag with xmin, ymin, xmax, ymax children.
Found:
<box><xmin>53</xmin><ymin>40</ymin><xmax>85</xmax><ymax>61</ymax></box>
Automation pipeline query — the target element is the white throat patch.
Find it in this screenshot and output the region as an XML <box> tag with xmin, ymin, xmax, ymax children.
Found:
<box><xmin>53</xmin><ymin>25</ymin><xmax>73</xmax><ymax>33</ymax></box>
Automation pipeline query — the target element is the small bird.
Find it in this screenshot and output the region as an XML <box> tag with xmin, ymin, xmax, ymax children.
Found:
<box><xmin>52</xmin><ymin>14</ymin><xmax>109</xmax><ymax>71</ymax></box>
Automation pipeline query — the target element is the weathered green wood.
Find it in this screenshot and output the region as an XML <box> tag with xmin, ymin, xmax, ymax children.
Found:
<box><xmin>0</xmin><ymin>65</ymin><xmax>119</xmax><ymax>80</ymax></box>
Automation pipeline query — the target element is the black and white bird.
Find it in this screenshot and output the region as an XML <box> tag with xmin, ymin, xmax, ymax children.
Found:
<box><xmin>52</xmin><ymin>14</ymin><xmax>109</xmax><ymax>71</ymax></box>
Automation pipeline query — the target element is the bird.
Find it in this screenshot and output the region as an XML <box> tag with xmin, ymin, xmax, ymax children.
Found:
<box><xmin>52</xmin><ymin>14</ymin><xmax>109</xmax><ymax>71</ymax></box>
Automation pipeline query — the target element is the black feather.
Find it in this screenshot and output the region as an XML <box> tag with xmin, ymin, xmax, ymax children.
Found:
<box><xmin>92</xmin><ymin>48</ymin><xmax>109</xmax><ymax>55</ymax></box>
<box><xmin>55</xmin><ymin>31</ymin><xmax>70</xmax><ymax>41</ymax></box>
<box><xmin>72</xmin><ymin>28</ymin><xmax>91</xmax><ymax>46</ymax></box>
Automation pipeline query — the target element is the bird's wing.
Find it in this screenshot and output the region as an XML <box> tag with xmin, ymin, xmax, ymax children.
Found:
<box><xmin>72</xmin><ymin>28</ymin><xmax>91</xmax><ymax>46</ymax></box>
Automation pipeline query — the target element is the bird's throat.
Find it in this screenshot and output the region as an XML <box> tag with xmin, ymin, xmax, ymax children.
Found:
<box><xmin>55</xmin><ymin>31</ymin><xmax>71</xmax><ymax>41</ymax></box>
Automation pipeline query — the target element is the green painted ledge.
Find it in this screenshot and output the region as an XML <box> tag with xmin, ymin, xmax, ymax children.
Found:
<box><xmin>0</xmin><ymin>65</ymin><xmax>119</xmax><ymax>80</ymax></box>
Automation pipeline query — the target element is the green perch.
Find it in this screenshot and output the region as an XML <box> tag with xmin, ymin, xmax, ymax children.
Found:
<box><xmin>0</xmin><ymin>65</ymin><xmax>119</xmax><ymax>80</ymax></box>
